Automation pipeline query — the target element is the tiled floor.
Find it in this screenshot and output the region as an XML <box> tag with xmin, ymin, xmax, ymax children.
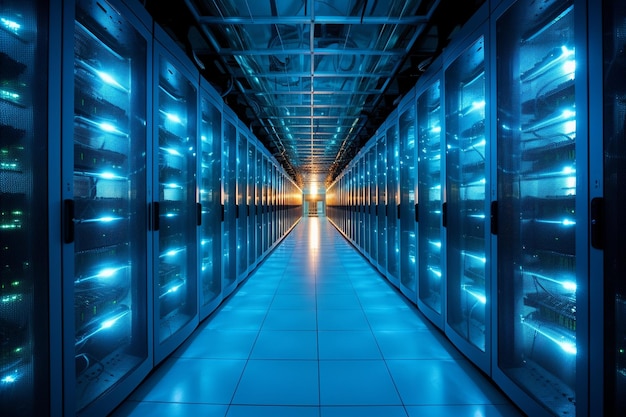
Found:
<box><xmin>112</xmin><ymin>217</ymin><xmax>524</xmax><ymax>417</ymax></box>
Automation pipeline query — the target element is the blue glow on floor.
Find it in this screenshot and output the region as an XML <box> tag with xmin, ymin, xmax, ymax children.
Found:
<box><xmin>111</xmin><ymin>217</ymin><xmax>523</xmax><ymax>417</ymax></box>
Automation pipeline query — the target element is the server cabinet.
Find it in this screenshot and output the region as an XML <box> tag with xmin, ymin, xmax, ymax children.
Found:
<box><xmin>261</xmin><ymin>155</ymin><xmax>269</xmax><ymax>255</ymax></box>
<box><xmin>247</xmin><ymin>141</ymin><xmax>256</xmax><ymax>269</ymax></box>
<box><xmin>199</xmin><ymin>82</ymin><xmax>222</xmax><ymax>319</ymax></box>
<box><xmin>590</xmin><ymin>1</ymin><xmax>626</xmax><ymax>414</ymax></box>
<box><xmin>236</xmin><ymin>128</ymin><xmax>247</xmax><ymax>281</ymax></box>
<box><xmin>376</xmin><ymin>134</ymin><xmax>387</xmax><ymax>273</ymax></box>
<box><xmin>387</xmin><ymin>117</ymin><xmax>400</xmax><ymax>285</ymax></box>
<box><xmin>255</xmin><ymin>146</ymin><xmax>263</xmax><ymax>260</ymax></box>
<box><xmin>444</xmin><ymin>27</ymin><xmax>490</xmax><ymax>371</ymax></box>
<box><xmin>399</xmin><ymin>92</ymin><xmax>418</xmax><ymax>302</ymax></box>
<box><xmin>494</xmin><ymin>0</ymin><xmax>583</xmax><ymax>415</ymax></box>
<box><xmin>153</xmin><ymin>25</ymin><xmax>198</xmax><ymax>363</ymax></box>
<box><xmin>358</xmin><ymin>159</ymin><xmax>366</xmax><ymax>250</ymax></box>
<box><xmin>417</xmin><ymin>66</ymin><xmax>446</xmax><ymax>329</ymax></box>
<box><xmin>222</xmin><ymin>114</ymin><xmax>237</xmax><ymax>297</ymax></box>
<box><xmin>368</xmin><ymin>147</ymin><xmax>378</xmax><ymax>263</ymax></box>
<box><xmin>1</xmin><ymin>1</ymin><xmax>55</xmax><ymax>415</ymax></box>
<box><xmin>62</xmin><ymin>0</ymin><xmax>152</xmax><ymax>413</ymax></box>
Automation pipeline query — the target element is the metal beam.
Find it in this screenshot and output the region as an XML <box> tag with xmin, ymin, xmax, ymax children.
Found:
<box><xmin>198</xmin><ymin>15</ymin><xmax>428</xmax><ymax>25</ymax></box>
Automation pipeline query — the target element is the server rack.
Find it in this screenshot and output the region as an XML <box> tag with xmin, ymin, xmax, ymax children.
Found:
<box><xmin>492</xmin><ymin>0</ymin><xmax>587</xmax><ymax>415</ymax></box>
<box><xmin>368</xmin><ymin>143</ymin><xmax>378</xmax><ymax>265</ymax></box>
<box><xmin>152</xmin><ymin>24</ymin><xmax>199</xmax><ymax>364</ymax></box>
<box><xmin>247</xmin><ymin>140</ymin><xmax>256</xmax><ymax>271</ymax></box>
<box><xmin>443</xmin><ymin>7</ymin><xmax>491</xmax><ymax>373</ymax></box>
<box><xmin>222</xmin><ymin>109</ymin><xmax>237</xmax><ymax>298</ymax></box>
<box><xmin>589</xmin><ymin>1</ymin><xmax>624</xmax><ymax>416</ymax></box>
<box><xmin>1</xmin><ymin>1</ymin><xmax>57</xmax><ymax>415</ymax></box>
<box><xmin>236</xmin><ymin>125</ymin><xmax>248</xmax><ymax>282</ymax></box>
<box><xmin>386</xmin><ymin>114</ymin><xmax>400</xmax><ymax>286</ymax></box>
<box><xmin>416</xmin><ymin>59</ymin><xmax>446</xmax><ymax>330</ymax></box>
<box><xmin>399</xmin><ymin>88</ymin><xmax>418</xmax><ymax>302</ymax></box>
<box><xmin>255</xmin><ymin>144</ymin><xmax>263</xmax><ymax>261</ymax></box>
<box><xmin>61</xmin><ymin>0</ymin><xmax>153</xmax><ymax>414</ymax></box>
<box><xmin>398</xmin><ymin>88</ymin><xmax>418</xmax><ymax>303</ymax></box>
<box><xmin>199</xmin><ymin>79</ymin><xmax>222</xmax><ymax>319</ymax></box>
<box><xmin>376</xmin><ymin>133</ymin><xmax>387</xmax><ymax>275</ymax></box>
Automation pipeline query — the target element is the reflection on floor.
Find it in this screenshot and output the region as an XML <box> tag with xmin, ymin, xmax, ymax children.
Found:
<box><xmin>112</xmin><ymin>217</ymin><xmax>524</xmax><ymax>417</ymax></box>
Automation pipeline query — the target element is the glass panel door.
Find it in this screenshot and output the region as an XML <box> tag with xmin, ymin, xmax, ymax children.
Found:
<box><xmin>236</xmin><ymin>131</ymin><xmax>247</xmax><ymax>278</ymax></box>
<box><xmin>155</xmin><ymin>53</ymin><xmax>197</xmax><ymax>345</ymax></box>
<box><xmin>72</xmin><ymin>0</ymin><xmax>148</xmax><ymax>409</ymax></box>
<box><xmin>247</xmin><ymin>142</ymin><xmax>255</xmax><ymax>267</ymax></box>
<box><xmin>418</xmin><ymin>80</ymin><xmax>444</xmax><ymax>316</ymax></box>
<box><xmin>496</xmin><ymin>1</ymin><xmax>576</xmax><ymax>414</ymax></box>
<box><xmin>200</xmin><ymin>95</ymin><xmax>221</xmax><ymax>310</ymax></box>
<box><xmin>0</xmin><ymin>1</ymin><xmax>48</xmax><ymax>414</ymax></box>
<box><xmin>377</xmin><ymin>136</ymin><xmax>387</xmax><ymax>271</ymax></box>
<box><xmin>256</xmin><ymin>148</ymin><xmax>262</xmax><ymax>259</ymax></box>
<box><xmin>387</xmin><ymin>122</ymin><xmax>400</xmax><ymax>280</ymax></box>
<box><xmin>400</xmin><ymin>102</ymin><xmax>417</xmax><ymax>295</ymax></box>
<box><xmin>445</xmin><ymin>36</ymin><xmax>487</xmax><ymax>351</ymax></box>
<box><xmin>223</xmin><ymin>119</ymin><xmax>237</xmax><ymax>289</ymax></box>
<box><xmin>602</xmin><ymin>0</ymin><xmax>626</xmax><ymax>413</ymax></box>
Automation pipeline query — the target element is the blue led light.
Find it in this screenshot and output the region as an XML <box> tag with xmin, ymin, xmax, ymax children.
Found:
<box><xmin>1</xmin><ymin>373</ymin><xmax>18</xmax><ymax>384</ymax></box>
<box><xmin>1</xmin><ymin>17</ymin><xmax>20</xmax><ymax>32</ymax></box>
<box><xmin>522</xmin><ymin>318</ymin><xmax>577</xmax><ymax>355</ymax></box>
<box><xmin>95</xmin><ymin>70</ymin><xmax>126</xmax><ymax>91</ymax></box>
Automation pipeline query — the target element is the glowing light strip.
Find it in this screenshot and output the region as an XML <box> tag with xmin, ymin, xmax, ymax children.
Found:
<box><xmin>1</xmin><ymin>17</ymin><xmax>21</xmax><ymax>32</ymax></box>
<box><xmin>524</xmin><ymin>270</ymin><xmax>577</xmax><ymax>292</ymax></box>
<box><xmin>521</xmin><ymin>317</ymin><xmax>577</xmax><ymax>354</ymax></box>
<box><xmin>462</xmin><ymin>251</ymin><xmax>486</xmax><ymax>263</ymax></box>
<box><xmin>462</xmin><ymin>286</ymin><xmax>487</xmax><ymax>304</ymax></box>
<box><xmin>160</xmin><ymin>247</ymin><xmax>186</xmax><ymax>258</ymax></box>
<box><xmin>75</xmin><ymin>265</ymin><xmax>128</xmax><ymax>284</ymax></box>
<box><xmin>75</xmin><ymin>308</ymin><xmax>130</xmax><ymax>346</ymax></box>
<box><xmin>159</xmin><ymin>279</ymin><xmax>186</xmax><ymax>298</ymax></box>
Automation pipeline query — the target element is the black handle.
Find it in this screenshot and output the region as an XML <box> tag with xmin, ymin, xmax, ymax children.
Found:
<box><xmin>221</xmin><ymin>204</ymin><xmax>225</xmax><ymax>222</ymax></box>
<box><xmin>63</xmin><ymin>199</ymin><xmax>75</xmax><ymax>244</ymax></box>
<box><xmin>152</xmin><ymin>201</ymin><xmax>160</xmax><ymax>231</ymax></box>
<box><xmin>236</xmin><ymin>204</ymin><xmax>240</xmax><ymax>219</ymax></box>
<box><xmin>490</xmin><ymin>201</ymin><xmax>498</xmax><ymax>235</ymax></box>
<box><xmin>442</xmin><ymin>202</ymin><xmax>447</xmax><ymax>228</ymax></box>
<box><xmin>415</xmin><ymin>203</ymin><xmax>419</xmax><ymax>222</ymax></box>
<box><xmin>591</xmin><ymin>197</ymin><xmax>605</xmax><ymax>249</ymax></box>
<box><xmin>197</xmin><ymin>203</ymin><xmax>202</xmax><ymax>226</ymax></box>
<box><xmin>397</xmin><ymin>204</ymin><xmax>401</xmax><ymax>220</ymax></box>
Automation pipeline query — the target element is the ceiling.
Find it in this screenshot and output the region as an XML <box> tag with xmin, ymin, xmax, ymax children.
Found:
<box><xmin>145</xmin><ymin>0</ymin><xmax>484</xmax><ymax>185</ymax></box>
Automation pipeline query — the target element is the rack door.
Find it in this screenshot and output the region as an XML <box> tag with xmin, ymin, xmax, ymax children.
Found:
<box><xmin>0</xmin><ymin>1</ymin><xmax>50</xmax><ymax>415</ymax></box>
<box><xmin>417</xmin><ymin>79</ymin><xmax>445</xmax><ymax>325</ymax></box>
<box><xmin>599</xmin><ymin>0</ymin><xmax>626</xmax><ymax>414</ymax></box>
<box><xmin>496</xmin><ymin>1</ymin><xmax>577</xmax><ymax>415</ymax></box>
<box><xmin>222</xmin><ymin>118</ymin><xmax>237</xmax><ymax>293</ymax></box>
<box><xmin>368</xmin><ymin>149</ymin><xmax>377</xmax><ymax>263</ymax></box>
<box><xmin>376</xmin><ymin>135</ymin><xmax>387</xmax><ymax>272</ymax></box>
<box><xmin>399</xmin><ymin>101</ymin><xmax>417</xmax><ymax>300</ymax></box>
<box><xmin>247</xmin><ymin>142</ymin><xmax>256</xmax><ymax>269</ymax></box>
<box><xmin>70</xmin><ymin>0</ymin><xmax>149</xmax><ymax>411</ymax></box>
<box><xmin>387</xmin><ymin>121</ymin><xmax>400</xmax><ymax>283</ymax></box>
<box><xmin>255</xmin><ymin>148</ymin><xmax>262</xmax><ymax>260</ymax></box>
<box><xmin>154</xmin><ymin>49</ymin><xmax>197</xmax><ymax>353</ymax></box>
<box><xmin>445</xmin><ymin>35</ymin><xmax>488</xmax><ymax>355</ymax></box>
<box><xmin>199</xmin><ymin>93</ymin><xmax>221</xmax><ymax>316</ymax></box>
<box><xmin>236</xmin><ymin>131</ymin><xmax>247</xmax><ymax>280</ymax></box>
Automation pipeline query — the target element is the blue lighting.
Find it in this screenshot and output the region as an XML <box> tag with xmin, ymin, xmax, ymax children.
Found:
<box><xmin>522</xmin><ymin>318</ymin><xmax>577</xmax><ymax>355</ymax></box>
<box><xmin>95</xmin><ymin>70</ymin><xmax>127</xmax><ymax>91</ymax></box>
<box><xmin>1</xmin><ymin>17</ymin><xmax>20</xmax><ymax>32</ymax></box>
<box><xmin>1</xmin><ymin>372</ymin><xmax>18</xmax><ymax>384</ymax></box>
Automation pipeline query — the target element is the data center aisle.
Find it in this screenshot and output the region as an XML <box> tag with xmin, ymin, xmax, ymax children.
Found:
<box><xmin>112</xmin><ymin>217</ymin><xmax>523</xmax><ymax>417</ymax></box>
